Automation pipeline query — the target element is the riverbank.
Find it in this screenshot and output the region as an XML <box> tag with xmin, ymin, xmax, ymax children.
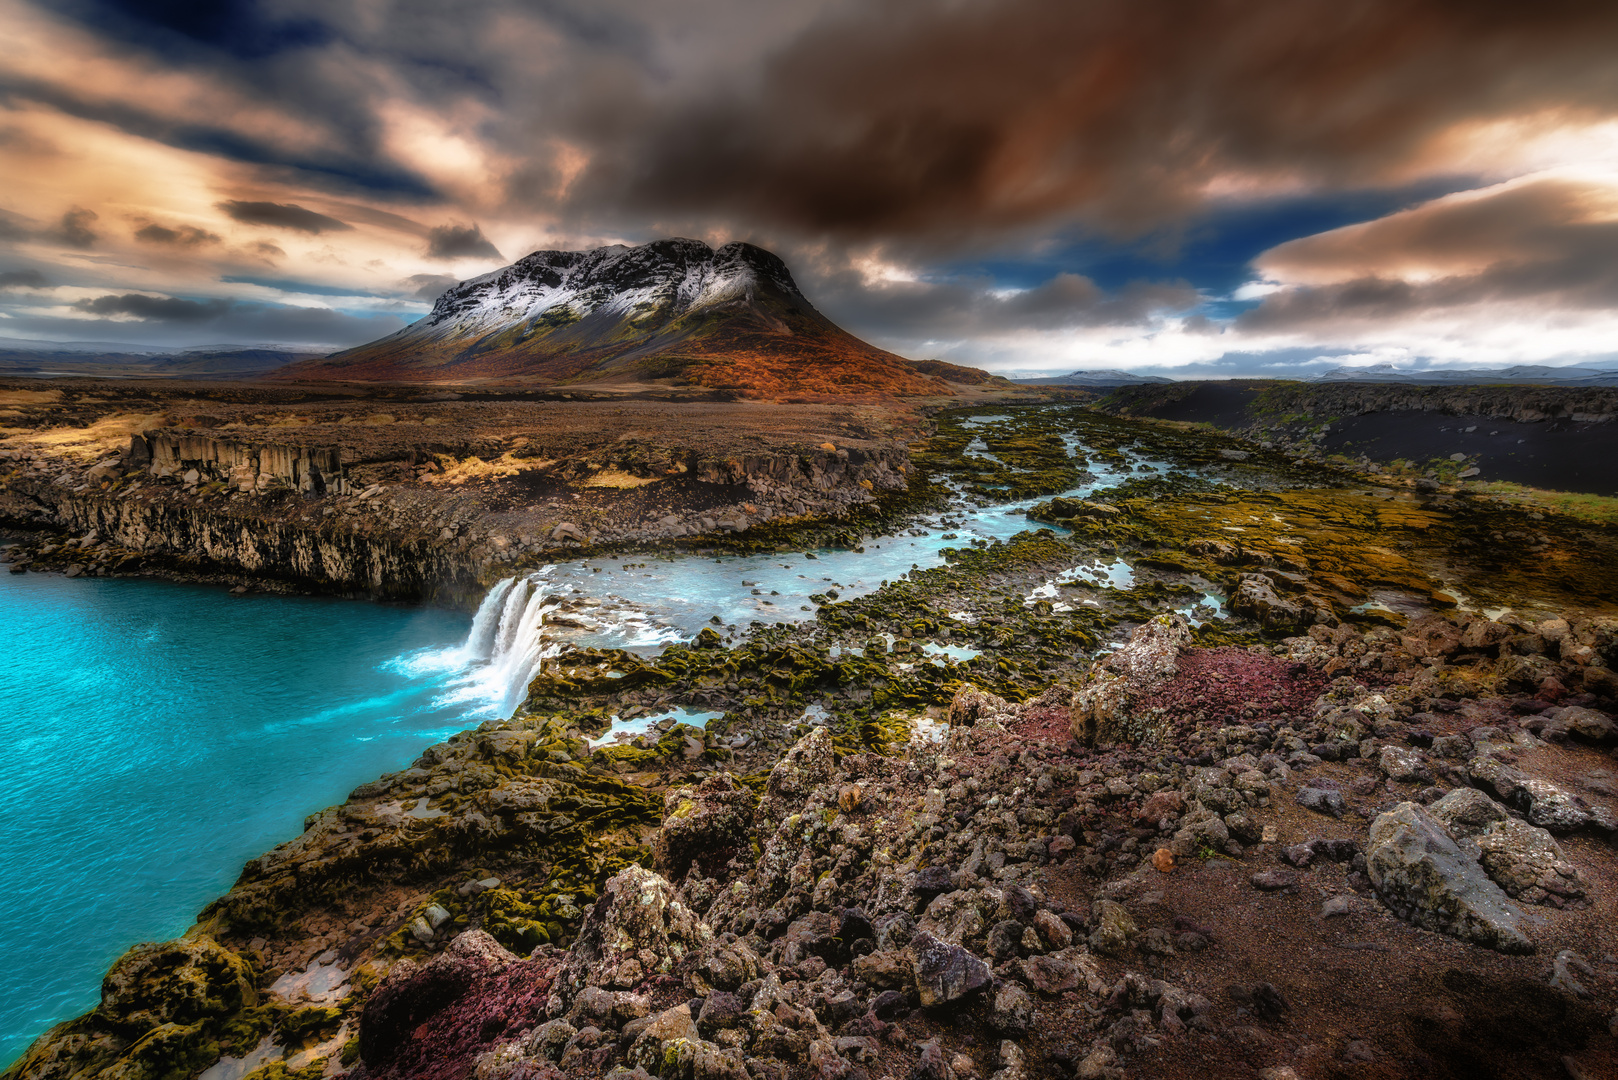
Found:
<box><xmin>2</xmin><ymin>380</ymin><xmax>1008</xmax><ymax>603</ymax></box>
<box><xmin>8</xmin><ymin>402</ymin><xmax>1618</xmax><ymax>1080</ymax></box>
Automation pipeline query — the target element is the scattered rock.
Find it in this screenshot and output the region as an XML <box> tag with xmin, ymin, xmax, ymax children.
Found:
<box><xmin>1365</xmin><ymin>802</ymin><xmax>1533</xmax><ymax>953</ymax></box>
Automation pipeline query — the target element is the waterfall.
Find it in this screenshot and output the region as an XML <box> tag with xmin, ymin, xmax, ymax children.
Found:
<box><xmin>460</xmin><ymin>570</ymin><xmax>561</xmax><ymax>713</ymax></box>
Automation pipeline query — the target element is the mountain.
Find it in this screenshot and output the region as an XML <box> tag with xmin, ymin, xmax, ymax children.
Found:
<box><xmin>1313</xmin><ymin>363</ymin><xmax>1618</xmax><ymax>386</ymax></box>
<box><xmin>276</xmin><ymin>239</ymin><xmax>952</xmax><ymax>397</ymax></box>
<box><xmin>1010</xmin><ymin>369</ymin><xmax>1175</xmax><ymax>387</ymax></box>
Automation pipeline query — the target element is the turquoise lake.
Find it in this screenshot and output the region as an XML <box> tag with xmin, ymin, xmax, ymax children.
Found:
<box><xmin>0</xmin><ymin>568</ymin><xmax>477</xmax><ymax>1067</ymax></box>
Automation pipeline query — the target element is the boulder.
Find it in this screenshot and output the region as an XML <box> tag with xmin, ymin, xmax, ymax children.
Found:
<box><xmin>949</xmin><ymin>683</ymin><xmax>1011</xmax><ymax>727</ymax></box>
<box><xmin>548</xmin><ymin>865</ymin><xmax>711</xmax><ymax>1014</ymax></box>
<box><xmin>757</xmin><ymin>727</ymin><xmax>837</xmax><ymax>828</ymax></box>
<box><xmin>653</xmin><ymin>773</ymin><xmax>756</xmax><ymax>882</ymax></box>
<box><xmin>551</xmin><ymin>522</ymin><xmax>588</xmax><ymax>544</ymax></box>
<box><xmin>1365</xmin><ymin>802</ymin><xmax>1533</xmax><ymax>953</ymax></box>
<box><xmin>1474</xmin><ymin>818</ymin><xmax>1586</xmax><ymax>906</ymax></box>
<box><xmin>1087</xmin><ymin>900</ymin><xmax>1137</xmax><ymax>957</ymax></box>
<box><xmin>360</xmin><ymin>932</ymin><xmax>516</xmax><ymax>1065</ymax></box>
<box><xmin>97</xmin><ymin>936</ymin><xmax>256</xmax><ymax>1036</ymax></box>
<box><xmin>1232</xmin><ymin>573</ymin><xmax>1337</xmax><ymax>631</ymax></box>
<box><xmin>907</xmin><ymin>931</ymin><xmax>991</xmax><ymax>1007</ymax></box>
<box><xmin>1468</xmin><ymin>756</ymin><xmax>1600</xmax><ymax>832</ymax></box>
<box><xmin>1070</xmin><ymin>614</ymin><xmax>1192</xmax><ymax>746</ymax></box>
<box><xmin>1428</xmin><ymin>787</ymin><xmax>1509</xmax><ymax>838</ymax></box>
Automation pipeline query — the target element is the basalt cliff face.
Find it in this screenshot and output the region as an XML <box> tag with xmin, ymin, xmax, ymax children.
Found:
<box><xmin>0</xmin><ymin>388</ymin><xmax>922</xmax><ymax>601</ymax></box>
<box><xmin>279</xmin><ymin>239</ymin><xmax>948</xmax><ymax>399</ymax></box>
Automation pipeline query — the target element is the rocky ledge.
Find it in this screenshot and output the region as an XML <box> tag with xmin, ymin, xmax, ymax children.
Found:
<box><xmin>0</xmin><ymin>388</ymin><xmax>921</xmax><ymax>602</ymax></box>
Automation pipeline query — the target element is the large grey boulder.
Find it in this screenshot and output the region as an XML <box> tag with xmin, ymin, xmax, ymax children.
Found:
<box><xmin>1429</xmin><ymin>788</ymin><xmax>1585</xmax><ymax>905</ymax></box>
<box><xmin>907</xmin><ymin>930</ymin><xmax>991</xmax><ymax>1007</ymax></box>
<box><xmin>1365</xmin><ymin>802</ymin><xmax>1533</xmax><ymax>953</ymax></box>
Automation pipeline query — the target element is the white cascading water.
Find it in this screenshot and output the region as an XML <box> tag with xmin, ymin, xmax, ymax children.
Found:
<box><xmin>452</xmin><ymin>571</ymin><xmax>562</xmax><ymax>715</ymax></box>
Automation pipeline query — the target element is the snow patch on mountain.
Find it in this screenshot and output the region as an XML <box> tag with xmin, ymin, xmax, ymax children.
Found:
<box><xmin>418</xmin><ymin>239</ymin><xmax>804</xmax><ymax>341</ymax></box>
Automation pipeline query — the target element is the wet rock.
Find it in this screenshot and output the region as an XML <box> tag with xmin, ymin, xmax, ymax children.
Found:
<box><xmin>653</xmin><ymin>773</ymin><xmax>755</xmax><ymax>881</ymax></box>
<box><xmin>1365</xmin><ymin>802</ymin><xmax>1533</xmax><ymax>953</ymax></box>
<box><xmin>1070</xmin><ymin>613</ymin><xmax>1192</xmax><ymax>746</ymax></box>
<box><xmin>907</xmin><ymin>931</ymin><xmax>991</xmax><ymax>1007</ymax></box>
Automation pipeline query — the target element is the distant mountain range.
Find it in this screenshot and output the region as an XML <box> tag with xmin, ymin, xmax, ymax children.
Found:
<box><xmin>1311</xmin><ymin>363</ymin><xmax>1618</xmax><ymax>386</ymax></box>
<box><xmin>1009</xmin><ymin>369</ymin><xmax>1175</xmax><ymax>387</ymax></box>
<box><xmin>275</xmin><ymin>239</ymin><xmax>956</xmax><ymax>397</ymax></box>
<box><xmin>0</xmin><ymin>339</ymin><xmax>320</xmax><ymax>378</ymax></box>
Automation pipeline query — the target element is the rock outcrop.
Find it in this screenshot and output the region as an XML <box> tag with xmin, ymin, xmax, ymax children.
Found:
<box><xmin>1365</xmin><ymin>801</ymin><xmax>1534</xmax><ymax>953</ymax></box>
<box><xmin>1070</xmin><ymin>613</ymin><xmax>1193</xmax><ymax>745</ymax></box>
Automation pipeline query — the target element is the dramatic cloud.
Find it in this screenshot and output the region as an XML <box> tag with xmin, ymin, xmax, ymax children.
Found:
<box><xmin>71</xmin><ymin>293</ymin><xmax>233</xmax><ymax>321</ymax></box>
<box><xmin>53</xmin><ymin>207</ymin><xmax>98</xmax><ymax>249</ymax></box>
<box><xmin>814</xmin><ymin>270</ymin><xmax>1198</xmax><ymax>342</ymax></box>
<box><xmin>404</xmin><ymin>273</ymin><xmax>458</xmax><ymax>300</ymax></box>
<box><xmin>134</xmin><ymin>221</ymin><xmax>221</xmax><ymax>247</ymax></box>
<box><xmin>425</xmin><ymin>224</ymin><xmax>502</xmax><ymax>261</ymax></box>
<box><xmin>0</xmin><ymin>269</ymin><xmax>49</xmax><ymax>288</ymax></box>
<box><xmin>3</xmin><ymin>0</ymin><xmax>1618</xmax><ymax>369</ymax></box>
<box><xmin>1240</xmin><ymin>175</ymin><xmax>1618</xmax><ymax>331</ymax></box>
<box><xmin>217</xmin><ymin>201</ymin><xmax>352</xmax><ymax>234</ymax></box>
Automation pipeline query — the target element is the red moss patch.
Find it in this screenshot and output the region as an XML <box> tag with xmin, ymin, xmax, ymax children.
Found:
<box><xmin>1134</xmin><ymin>646</ymin><xmax>1337</xmax><ymax>727</ymax></box>
<box><xmin>365</xmin><ymin>958</ymin><xmax>556</xmax><ymax>1080</ymax></box>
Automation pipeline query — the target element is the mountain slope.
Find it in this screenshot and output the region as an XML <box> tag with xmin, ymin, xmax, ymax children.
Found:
<box><xmin>277</xmin><ymin>239</ymin><xmax>951</xmax><ymax>397</ymax></box>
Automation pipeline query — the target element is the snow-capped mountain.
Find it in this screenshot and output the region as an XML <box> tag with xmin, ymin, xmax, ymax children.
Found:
<box><xmin>280</xmin><ymin>239</ymin><xmax>949</xmax><ymax>397</ymax></box>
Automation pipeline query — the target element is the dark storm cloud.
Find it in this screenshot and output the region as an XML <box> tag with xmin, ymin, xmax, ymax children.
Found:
<box><xmin>812</xmin><ymin>269</ymin><xmax>1197</xmax><ymax>340</ymax></box>
<box><xmin>71</xmin><ymin>293</ymin><xmax>233</xmax><ymax>321</ymax></box>
<box><xmin>9</xmin><ymin>302</ymin><xmax>409</xmax><ymax>348</ymax></box>
<box><xmin>403</xmin><ymin>273</ymin><xmax>458</xmax><ymax>300</ymax></box>
<box><xmin>217</xmin><ymin>201</ymin><xmax>352</xmax><ymax>234</ymax></box>
<box><xmin>1239</xmin><ymin>178</ymin><xmax>1618</xmax><ymax>331</ymax></box>
<box><xmin>0</xmin><ymin>269</ymin><xmax>50</xmax><ymax>288</ymax></box>
<box><xmin>425</xmin><ymin>224</ymin><xmax>502</xmax><ymax>260</ymax></box>
<box><xmin>133</xmin><ymin>221</ymin><xmax>221</xmax><ymax>246</ymax></box>
<box><xmin>52</xmin><ymin>207</ymin><xmax>98</xmax><ymax>248</ymax></box>
<box><xmin>571</xmin><ymin>0</ymin><xmax>1618</xmax><ymax>240</ymax></box>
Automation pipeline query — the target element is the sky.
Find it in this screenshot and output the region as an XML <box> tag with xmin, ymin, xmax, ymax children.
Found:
<box><xmin>3</xmin><ymin>0</ymin><xmax>1618</xmax><ymax>376</ymax></box>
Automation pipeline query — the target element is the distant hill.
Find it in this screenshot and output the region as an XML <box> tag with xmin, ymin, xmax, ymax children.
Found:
<box><xmin>1313</xmin><ymin>363</ymin><xmax>1618</xmax><ymax>386</ymax></box>
<box><xmin>0</xmin><ymin>340</ymin><xmax>316</xmax><ymax>379</ymax></box>
<box><xmin>276</xmin><ymin>239</ymin><xmax>954</xmax><ymax>398</ymax></box>
<box><xmin>1010</xmin><ymin>369</ymin><xmax>1175</xmax><ymax>387</ymax></box>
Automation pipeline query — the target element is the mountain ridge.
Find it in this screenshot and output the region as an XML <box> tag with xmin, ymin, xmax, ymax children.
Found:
<box><xmin>276</xmin><ymin>238</ymin><xmax>953</xmax><ymax>398</ymax></box>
